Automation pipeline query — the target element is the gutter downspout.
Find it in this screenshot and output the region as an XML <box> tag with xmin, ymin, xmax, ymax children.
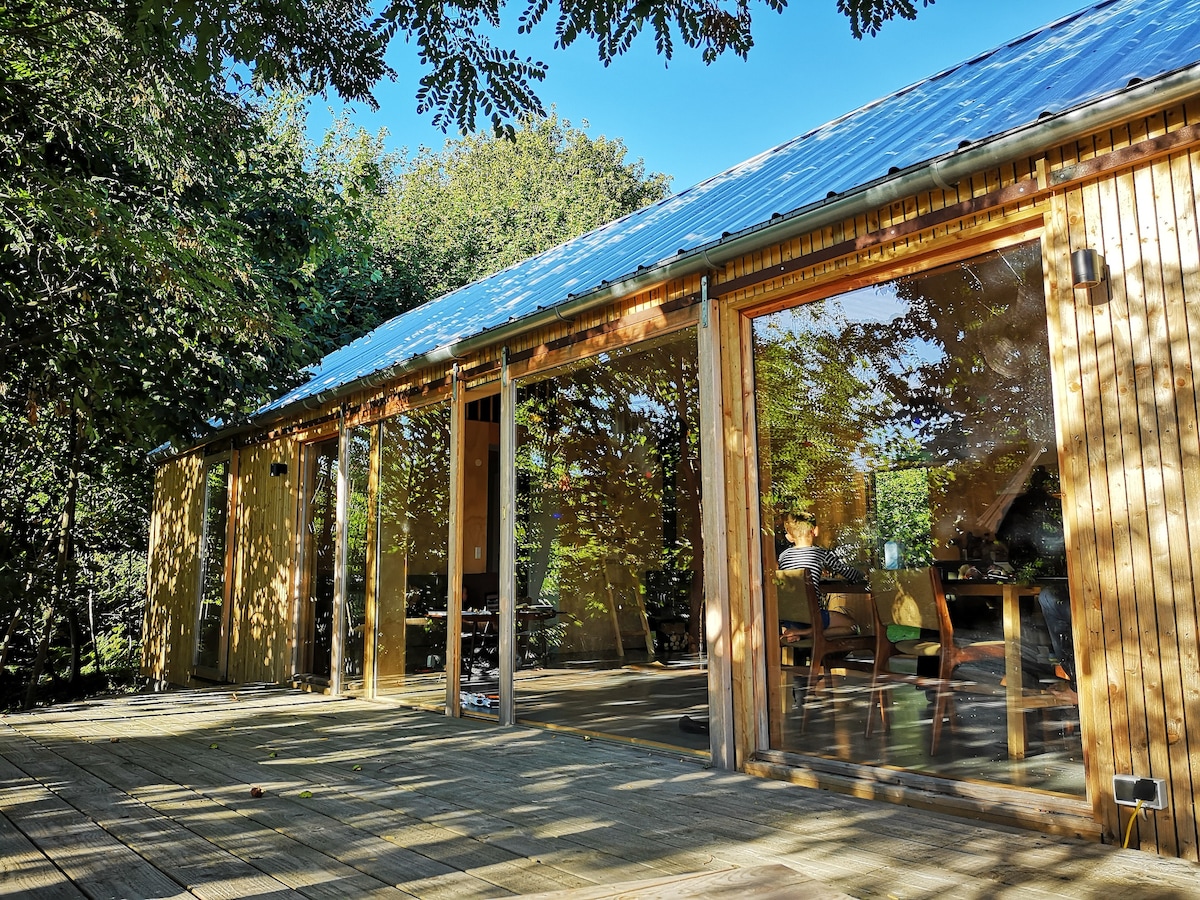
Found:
<box><xmin>156</xmin><ymin>64</ymin><xmax>1200</xmax><ymax>463</ymax></box>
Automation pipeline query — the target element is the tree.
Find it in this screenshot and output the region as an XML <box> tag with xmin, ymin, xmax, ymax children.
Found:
<box><xmin>0</xmin><ymin>3</ymin><xmax>671</xmax><ymax>703</ymax></box>
<box><xmin>1</xmin><ymin>2</ymin><xmax>352</xmax><ymax>705</ymax></box>
<box><xmin>115</xmin><ymin>0</ymin><xmax>935</xmax><ymax>135</ymax></box>
<box><xmin>299</xmin><ymin>111</ymin><xmax>672</xmax><ymax>356</ymax></box>
<box><xmin>386</xmin><ymin>112</ymin><xmax>671</xmax><ymax>301</ymax></box>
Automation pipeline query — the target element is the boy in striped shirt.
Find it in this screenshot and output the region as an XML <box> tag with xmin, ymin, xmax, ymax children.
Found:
<box><xmin>778</xmin><ymin>511</ymin><xmax>865</xmax><ymax>640</ymax></box>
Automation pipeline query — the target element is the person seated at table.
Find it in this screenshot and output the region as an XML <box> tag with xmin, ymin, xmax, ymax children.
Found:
<box><xmin>777</xmin><ymin>510</ymin><xmax>866</xmax><ymax>641</ymax></box>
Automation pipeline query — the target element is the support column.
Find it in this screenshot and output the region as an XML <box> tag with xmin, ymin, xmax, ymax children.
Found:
<box><xmin>446</xmin><ymin>366</ymin><xmax>466</xmax><ymax>714</ymax></box>
<box><xmin>699</xmin><ymin>275</ymin><xmax>735</xmax><ymax>769</ymax></box>
<box><xmin>499</xmin><ymin>349</ymin><xmax>517</xmax><ymax>726</ymax></box>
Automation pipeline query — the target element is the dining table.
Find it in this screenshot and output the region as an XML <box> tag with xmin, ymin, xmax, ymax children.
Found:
<box><xmin>942</xmin><ymin>579</ymin><xmax>1057</xmax><ymax>760</ymax></box>
<box><xmin>428</xmin><ymin>606</ymin><xmax>558</xmax><ymax>671</ymax></box>
<box><xmin>824</xmin><ymin>576</ymin><xmax>1070</xmax><ymax>759</ymax></box>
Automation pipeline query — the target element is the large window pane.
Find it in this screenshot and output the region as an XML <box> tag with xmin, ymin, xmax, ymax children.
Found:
<box><xmin>343</xmin><ymin>428</ymin><xmax>372</xmax><ymax>693</ymax></box>
<box><xmin>300</xmin><ymin>438</ymin><xmax>338</xmax><ymax>679</ymax></box>
<box><xmin>374</xmin><ymin>404</ymin><xmax>451</xmax><ymax>705</ymax></box>
<box><xmin>513</xmin><ymin>330</ymin><xmax>708</xmax><ymax>751</ymax></box>
<box><xmin>753</xmin><ymin>241</ymin><xmax>1082</xmax><ymax>795</ymax></box>
<box><xmin>195</xmin><ymin>459</ymin><xmax>230</xmax><ymax>673</ymax></box>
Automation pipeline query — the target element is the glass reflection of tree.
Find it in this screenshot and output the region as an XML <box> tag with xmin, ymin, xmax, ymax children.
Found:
<box><xmin>344</xmin><ymin>429</ymin><xmax>372</xmax><ymax>680</ymax></box>
<box><xmin>878</xmin><ymin>243</ymin><xmax>1053</xmax><ymax>471</ymax></box>
<box><xmin>378</xmin><ymin>409</ymin><xmax>452</xmax><ymax>601</ymax></box>
<box><xmin>306</xmin><ymin>442</ymin><xmax>338</xmax><ymax>678</ymax></box>
<box><xmin>756</xmin><ymin>241</ymin><xmax>1053</xmax><ymax>565</ymax></box>
<box><xmin>516</xmin><ymin>332</ymin><xmax>703</xmax><ymax>650</ymax></box>
<box><xmin>196</xmin><ymin>461</ymin><xmax>229</xmax><ymax>670</ymax></box>
<box><xmin>372</xmin><ymin>406</ymin><xmax>452</xmax><ymax>682</ymax></box>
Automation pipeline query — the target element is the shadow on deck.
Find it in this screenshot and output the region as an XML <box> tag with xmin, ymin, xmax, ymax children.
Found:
<box><xmin>0</xmin><ymin>685</ymin><xmax>1196</xmax><ymax>899</ymax></box>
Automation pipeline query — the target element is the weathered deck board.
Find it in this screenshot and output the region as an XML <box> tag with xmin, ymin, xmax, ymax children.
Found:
<box><xmin>0</xmin><ymin>805</ymin><xmax>86</xmax><ymax>899</ymax></box>
<box><xmin>1</xmin><ymin>688</ymin><xmax>1198</xmax><ymax>899</ymax></box>
<box><xmin>0</xmin><ymin>728</ymin><xmax>303</xmax><ymax>900</ymax></box>
<box><xmin>516</xmin><ymin>863</ymin><xmax>852</xmax><ymax>899</ymax></box>
<box><xmin>0</xmin><ymin>751</ymin><xmax>192</xmax><ymax>899</ymax></box>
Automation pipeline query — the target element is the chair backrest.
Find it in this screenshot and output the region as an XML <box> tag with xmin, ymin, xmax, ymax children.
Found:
<box><xmin>774</xmin><ymin>570</ymin><xmax>815</xmax><ymax>625</ymax></box>
<box><xmin>869</xmin><ymin>568</ymin><xmax>940</xmax><ymax>631</ymax></box>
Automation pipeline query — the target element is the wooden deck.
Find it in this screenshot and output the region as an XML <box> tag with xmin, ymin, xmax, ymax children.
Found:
<box><xmin>1</xmin><ymin>687</ymin><xmax>1197</xmax><ymax>899</ymax></box>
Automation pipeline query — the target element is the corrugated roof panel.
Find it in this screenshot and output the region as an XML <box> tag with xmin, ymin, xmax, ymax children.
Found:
<box><xmin>257</xmin><ymin>0</ymin><xmax>1200</xmax><ymax>419</ymax></box>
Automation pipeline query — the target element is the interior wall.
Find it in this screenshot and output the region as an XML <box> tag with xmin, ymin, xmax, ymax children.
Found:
<box><xmin>462</xmin><ymin>419</ymin><xmax>497</xmax><ymax>578</ymax></box>
<box><xmin>1044</xmin><ymin>111</ymin><xmax>1200</xmax><ymax>860</ymax></box>
<box><xmin>142</xmin><ymin>451</ymin><xmax>205</xmax><ymax>685</ymax></box>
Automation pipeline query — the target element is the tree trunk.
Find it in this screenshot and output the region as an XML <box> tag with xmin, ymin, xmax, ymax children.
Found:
<box><xmin>68</xmin><ymin>605</ymin><xmax>82</xmax><ymax>688</ymax></box>
<box><xmin>0</xmin><ymin>607</ymin><xmax>21</xmax><ymax>671</ymax></box>
<box><xmin>24</xmin><ymin>400</ymin><xmax>79</xmax><ymax>709</ymax></box>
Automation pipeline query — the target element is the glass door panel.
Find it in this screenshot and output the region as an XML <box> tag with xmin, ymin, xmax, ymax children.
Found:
<box><xmin>513</xmin><ymin>330</ymin><xmax>708</xmax><ymax>750</ymax></box>
<box><xmin>300</xmin><ymin>438</ymin><xmax>338</xmax><ymax>680</ymax></box>
<box><xmin>195</xmin><ymin>458</ymin><xmax>230</xmax><ymax>677</ymax></box>
<box><xmin>343</xmin><ymin>428</ymin><xmax>372</xmax><ymax>694</ymax></box>
<box><xmin>374</xmin><ymin>404</ymin><xmax>452</xmax><ymax>706</ymax></box>
<box><xmin>751</xmin><ymin>240</ymin><xmax>1083</xmax><ymax>795</ymax></box>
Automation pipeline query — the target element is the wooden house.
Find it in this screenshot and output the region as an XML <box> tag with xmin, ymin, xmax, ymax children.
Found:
<box><xmin>144</xmin><ymin>0</ymin><xmax>1200</xmax><ymax>860</ymax></box>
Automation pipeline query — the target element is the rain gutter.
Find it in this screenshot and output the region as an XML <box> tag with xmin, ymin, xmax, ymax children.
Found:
<box><xmin>154</xmin><ymin>64</ymin><xmax>1200</xmax><ymax>464</ymax></box>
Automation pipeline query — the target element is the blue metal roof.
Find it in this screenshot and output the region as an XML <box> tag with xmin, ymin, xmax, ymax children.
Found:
<box><xmin>258</xmin><ymin>0</ymin><xmax>1200</xmax><ymax>419</ymax></box>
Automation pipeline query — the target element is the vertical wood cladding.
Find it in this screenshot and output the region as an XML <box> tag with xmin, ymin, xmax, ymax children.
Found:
<box><xmin>142</xmin><ymin>452</ymin><xmax>204</xmax><ymax>685</ymax></box>
<box><xmin>227</xmin><ymin>437</ymin><xmax>300</xmax><ymax>685</ymax></box>
<box><xmin>1046</xmin><ymin>129</ymin><xmax>1200</xmax><ymax>860</ymax></box>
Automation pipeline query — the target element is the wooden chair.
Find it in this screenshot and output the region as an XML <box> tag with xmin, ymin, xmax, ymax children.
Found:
<box><xmin>776</xmin><ymin>570</ymin><xmax>874</xmax><ymax>729</ymax></box>
<box><xmin>865</xmin><ymin>567</ymin><xmax>1004</xmax><ymax>755</ymax></box>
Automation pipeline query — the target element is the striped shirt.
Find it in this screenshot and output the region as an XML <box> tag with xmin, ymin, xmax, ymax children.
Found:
<box><xmin>778</xmin><ymin>545</ymin><xmax>865</xmax><ymax>604</ymax></box>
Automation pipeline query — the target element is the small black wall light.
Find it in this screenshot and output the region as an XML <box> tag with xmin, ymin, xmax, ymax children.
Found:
<box><xmin>269</xmin><ymin>462</ymin><xmax>288</xmax><ymax>477</ymax></box>
<box><xmin>1071</xmin><ymin>248</ymin><xmax>1104</xmax><ymax>289</ymax></box>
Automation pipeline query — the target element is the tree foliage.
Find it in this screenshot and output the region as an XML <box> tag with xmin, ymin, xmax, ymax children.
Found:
<box><xmin>388</xmin><ymin>113</ymin><xmax>671</xmax><ymax>301</ymax></box>
<box><xmin>297</xmin><ymin>111</ymin><xmax>671</xmax><ymax>356</ymax></box>
<box><xmin>0</xmin><ymin>1</ymin><xmax>354</xmax><ymax>705</ymax></box>
<box><xmin>110</xmin><ymin>0</ymin><xmax>936</xmax><ymax>136</ymax></box>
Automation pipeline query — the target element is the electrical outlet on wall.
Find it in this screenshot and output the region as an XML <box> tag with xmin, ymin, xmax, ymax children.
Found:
<box><xmin>1113</xmin><ymin>774</ymin><xmax>1167</xmax><ymax>810</ymax></box>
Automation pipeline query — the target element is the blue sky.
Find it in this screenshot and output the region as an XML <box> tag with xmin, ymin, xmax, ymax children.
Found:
<box><xmin>309</xmin><ymin>0</ymin><xmax>1090</xmax><ymax>192</ymax></box>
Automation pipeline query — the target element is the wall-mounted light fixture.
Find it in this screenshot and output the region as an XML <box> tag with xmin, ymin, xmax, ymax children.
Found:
<box><xmin>269</xmin><ymin>462</ymin><xmax>288</xmax><ymax>477</ymax></box>
<box><xmin>1071</xmin><ymin>248</ymin><xmax>1105</xmax><ymax>290</ymax></box>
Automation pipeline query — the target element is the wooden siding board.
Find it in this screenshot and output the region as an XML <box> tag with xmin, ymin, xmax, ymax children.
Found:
<box><xmin>1048</xmin><ymin>186</ymin><xmax>1112</xmax><ymax>830</ymax></box>
<box><xmin>1129</xmin><ymin>157</ymin><xmax>1187</xmax><ymax>855</ymax></box>
<box><xmin>1157</xmin><ymin>150</ymin><xmax>1200</xmax><ymax>861</ymax></box>
<box><xmin>229</xmin><ymin>439</ymin><xmax>298</xmax><ymax>685</ymax></box>
<box><xmin>1110</xmin><ymin>166</ymin><xmax>1163</xmax><ymax>853</ymax></box>
<box><xmin>1176</xmin><ymin>145</ymin><xmax>1200</xmax><ymax>864</ymax></box>
<box><xmin>721</xmin><ymin>305</ymin><xmax>755</xmax><ymax>768</ymax></box>
<box><xmin>143</xmin><ymin>453</ymin><xmax>205</xmax><ymax>686</ymax></box>
<box><xmin>1072</xmin><ymin>176</ymin><xmax>1127</xmax><ymax>836</ymax></box>
<box><xmin>699</xmin><ymin>293</ymin><xmax>733</xmax><ymax>768</ymax></box>
<box><xmin>1096</xmin><ymin>167</ymin><xmax>1154</xmax><ymax>840</ymax></box>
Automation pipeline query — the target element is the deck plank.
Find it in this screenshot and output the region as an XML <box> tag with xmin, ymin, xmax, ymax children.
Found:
<box><xmin>0</xmin><ymin>725</ymin><xmax>305</xmax><ymax>900</ymax></box>
<box><xmin>514</xmin><ymin>863</ymin><xmax>853</xmax><ymax>899</ymax></box>
<box><xmin>0</xmin><ymin>749</ymin><xmax>192</xmax><ymax>899</ymax></box>
<box><xmin>1</xmin><ymin>689</ymin><xmax>1198</xmax><ymax>900</ymax></box>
